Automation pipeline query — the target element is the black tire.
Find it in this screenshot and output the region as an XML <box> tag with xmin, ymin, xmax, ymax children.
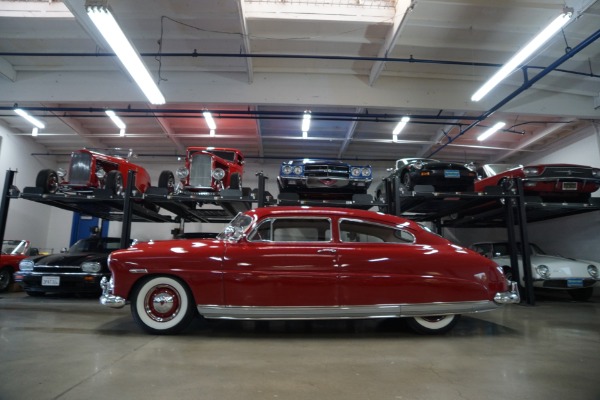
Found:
<box><xmin>158</xmin><ymin>170</ymin><xmax>175</xmax><ymax>194</ymax></box>
<box><xmin>406</xmin><ymin>314</ymin><xmax>461</xmax><ymax>335</ymax></box>
<box><xmin>502</xmin><ymin>266</ymin><xmax>514</xmax><ymax>282</ymax></box>
<box><xmin>402</xmin><ymin>172</ymin><xmax>413</xmax><ymax>191</ymax></box>
<box><xmin>568</xmin><ymin>287</ymin><xmax>594</xmax><ymax>302</ymax></box>
<box><xmin>25</xmin><ymin>290</ymin><xmax>45</xmax><ymax>297</ymax></box>
<box><xmin>0</xmin><ymin>267</ymin><xmax>13</xmax><ymax>292</ymax></box>
<box><xmin>105</xmin><ymin>170</ymin><xmax>124</xmax><ymax>196</ymax></box>
<box><xmin>35</xmin><ymin>169</ymin><xmax>59</xmax><ymax>194</ymax></box>
<box><xmin>498</xmin><ymin>177</ymin><xmax>515</xmax><ymax>192</ymax></box>
<box><xmin>131</xmin><ymin>276</ymin><xmax>196</xmax><ymax>335</ymax></box>
<box><xmin>229</xmin><ymin>173</ymin><xmax>241</xmax><ymax>190</ymax></box>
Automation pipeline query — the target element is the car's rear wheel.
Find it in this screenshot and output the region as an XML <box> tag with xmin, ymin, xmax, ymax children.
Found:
<box><xmin>568</xmin><ymin>287</ymin><xmax>594</xmax><ymax>302</ymax></box>
<box><xmin>229</xmin><ymin>173</ymin><xmax>241</xmax><ymax>190</ymax></box>
<box><xmin>406</xmin><ymin>314</ymin><xmax>460</xmax><ymax>335</ymax></box>
<box><xmin>105</xmin><ymin>170</ymin><xmax>123</xmax><ymax>195</ymax></box>
<box><xmin>158</xmin><ymin>170</ymin><xmax>175</xmax><ymax>194</ymax></box>
<box><xmin>36</xmin><ymin>169</ymin><xmax>59</xmax><ymax>194</ymax></box>
<box><xmin>131</xmin><ymin>276</ymin><xmax>196</xmax><ymax>335</ymax></box>
<box><xmin>0</xmin><ymin>266</ymin><xmax>13</xmax><ymax>291</ymax></box>
<box><xmin>402</xmin><ymin>172</ymin><xmax>413</xmax><ymax>191</ymax></box>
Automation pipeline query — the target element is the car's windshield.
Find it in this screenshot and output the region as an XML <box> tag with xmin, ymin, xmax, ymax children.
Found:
<box><xmin>68</xmin><ymin>238</ymin><xmax>122</xmax><ymax>254</ymax></box>
<box><xmin>217</xmin><ymin>213</ymin><xmax>254</xmax><ymax>240</ymax></box>
<box><xmin>1</xmin><ymin>240</ymin><xmax>28</xmax><ymax>255</ymax></box>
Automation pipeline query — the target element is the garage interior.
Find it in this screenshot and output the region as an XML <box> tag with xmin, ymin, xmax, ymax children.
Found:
<box><xmin>1</xmin><ymin>0</ymin><xmax>599</xmax><ymax>399</ymax></box>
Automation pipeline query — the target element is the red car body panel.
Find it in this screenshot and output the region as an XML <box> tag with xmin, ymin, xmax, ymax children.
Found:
<box><xmin>475</xmin><ymin>163</ymin><xmax>600</xmax><ymax>199</ymax></box>
<box><xmin>108</xmin><ymin>207</ymin><xmax>506</xmax><ymax>307</ymax></box>
<box><xmin>62</xmin><ymin>149</ymin><xmax>152</xmax><ymax>193</ymax></box>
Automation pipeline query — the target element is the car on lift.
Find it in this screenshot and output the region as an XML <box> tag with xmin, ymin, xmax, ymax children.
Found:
<box><xmin>15</xmin><ymin>236</ymin><xmax>127</xmax><ymax>297</ymax></box>
<box><xmin>469</xmin><ymin>241</ymin><xmax>599</xmax><ymax>301</ymax></box>
<box><xmin>0</xmin><ymin>239</ymin><xmax>35</xmax><ymax>292</ymax></box>
<box><xmin>100</xmin><ymin>206</ymin><xmax>519</xmax><ymax>335</ymax></box>
<box><xmin>474</xmin><ymin>163</ymin><xmax>600</xmax><ymax>202</ymax></box>
<box><xmin>277</xmin><ymin>159</ymin><xmax>372</xmax><ymax>200</ymax></box>
<box><xmin>375</xmin><ymin>158</ymin><xmax>477</xmax><ymax>199</ymax></box>
<box><xmin>172</xmin><ymin>147</ymin><xmax>245</xmax><ymax>194</ymax></box>
<box><xmin>35</xmin><ymin>148</ymin><xmax>155</xmax><ymax>196</ymax></box>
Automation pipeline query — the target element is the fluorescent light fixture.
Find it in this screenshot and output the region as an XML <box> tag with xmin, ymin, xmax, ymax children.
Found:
<box><xmin>203</xmin><ymin>111</ymin><xmax>217</xmax><ymax>130</ymax></box>
<box><xmin>86</xmin><ymin>3</ymin><xmax>166</xmax><ymax>105</ymax></box>
<box><xmin>14</xmin><ymin>108</ymin><xmax>45</xmax><ymax>129</ymax></box>
<box><xmin>119</xmin><ymin>128</ymin><xmax>126</xmax><ymax>137</ymax></box>
<box><xmin>32</xmin><ymin>127</ymin><xmax>39</xmax><ymax>137</ymax></box>
<box><xmin>209</xmin><ymin>129</ymin><xmax>216</xmax><ymax>137</ymax></box>
<box><xmin>302</xmin><ymin>130</ymin><xmax>308</xmax><ymax>139</ymax></box>
<box><xmin>477</xmin><ymin>122</ymin><xmax>506</xmax><ymax>141</ymax></box>
<box><xmin>302</xmin><ymin>111</ymin><xmax>311</xmax><ymax>132</ymax></box>
<box><xmin>105</xmin><ymin>110</ymin><xmax>126</xmax><ymax>129</ymax></box>
<box><xmin>393</xmin><ymin>116</ymin><xmax>410</xmax><ymax>136</ymax></box>
<box><xmin>471</xmin><ymin>8</ymin><xmax>573</xmax><ymax>102</ymax></box>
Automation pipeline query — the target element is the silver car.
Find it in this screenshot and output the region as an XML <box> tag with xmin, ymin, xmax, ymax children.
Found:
<box><xmin>470</xmin><ymin>242</ymin><xmax>599</xmax><ymax>301</ymax></box>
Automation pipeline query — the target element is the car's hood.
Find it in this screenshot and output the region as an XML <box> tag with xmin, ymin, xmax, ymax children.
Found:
<box><xmin>285</xmin><ymin>159</ymin><xmax>348</xmax><ymax>166</ymax></box>
<box><xmin>32</xmin><ymin>252</ymin><xmax>107</xmax><ymax>266</ymax></box>
<box><xmin>419</xmin><ymin>161</ymin><xmax>467</xmax><ymax>169</ymax></box>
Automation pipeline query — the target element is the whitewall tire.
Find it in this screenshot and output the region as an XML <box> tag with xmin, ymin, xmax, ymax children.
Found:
<box><xmin>406</xmin><ymin>314</ymin><xmax>460</xmax><ymax>335</ymax></box>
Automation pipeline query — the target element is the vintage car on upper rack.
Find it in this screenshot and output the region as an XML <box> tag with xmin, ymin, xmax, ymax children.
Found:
<box><xmin>35</xmin><ymin>148</ymin><xmax>154</xmax><ymax>196</ymax></box>
<box><xmin>474</xmin><ymin>163</ymin><xmax>600</xmax><ymax>202</ymax></box>
<box><xmin>469</xmin><ymin>242</ymin><xmax>599</xmax><ymax>301</ymax></box>
<box><xmin>171</xmin><ymin>147</ymin><xmax>245</xmax><ymax>195</ymax></box>
<box><xmin>375</xmin><ymin>158</ymin><xmax>477</xmax><ymax>199</ymax></box>
<box><xmin>100</xmin><ymin>206</ymin><xmax>519</xmax><ymax>336</ymax></box>
<box><xmin>0</xmin><ymin>239</ymin><xmax>35</xmax><ymax>292</ymax></box>
<box><xmin>15</xmin><ymin>237</ymin><xmax>128</xmax><ymax>297</ymax></box>
<box><xmin>277</xmin><ymin>159</ymin><xmax>372</xmax><ymax>200</ymax></box>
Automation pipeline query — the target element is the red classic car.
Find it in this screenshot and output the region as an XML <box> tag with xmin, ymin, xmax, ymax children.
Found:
<box><xmin>174</xmin><ymin>147</ymin><xmax>245</xmax><ymax>194</ymax></box>
<box><xmin>0</xmin><ymin>239</ymin><xmax>33</xmax><ymax>291</ymax></box>
<box><xmin>35</xmin><ymin>148</ymin><xmax>152</xmax><ymax>195</ymax></box>
<box><xmin>475</xmin><ymin>163</ymin><xmax>600</xmax><ymax>201</ymax></box>
<box><xmin>101</xmin><ymin>207</ymin><xmax>519</xmax><ymax>335</ymax></box>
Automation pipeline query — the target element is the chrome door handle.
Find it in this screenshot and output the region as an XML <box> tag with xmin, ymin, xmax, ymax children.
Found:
<box><xmin>317</xmin><ymin>249</ymin><xmax>337</xmax><ymax>253</ymax></box>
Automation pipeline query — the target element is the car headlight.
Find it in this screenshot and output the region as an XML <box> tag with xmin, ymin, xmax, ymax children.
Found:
<box><xmin>176</xmin><ymin>167</ymin><xmax>189</xmax><ymax>180</ymax></box>
<box><xmin>588</xmin><ymin>265</ymin><xmax>598</xmax><ymax>279</ymax></box>
<box><xmin>95</xmin><ymin>168</ymin><xmax>106</xmax><ymax>180</ymax></box>
<box><xmin>413</xmin><ymin>161</ymin><xmax>424</xmax><ymax>170</ymax></box>
<box><xmin>282</xmin><ymin>165</ymin><xmax>293</xmax><ymax>175</ymax></box>
<box><xmin>57</xmin><ymin>168</ymin><xmax>67</xmax><ymax>178</ymax></box>
<box><xmin>592</xmin><ymin>168</ymin><xmax>599</xmax><ymax>177</ymax></box>
<box><xmin>465</xmin><ymin>162</ymin><xmax>476</xmax><ymax>172</ymax></box>
<box><xmin>293</xmin><ymin>166</ymin><xmax>303</xmax><ymax>175</ymax></box>
<box><xmin>535</xmin><ymin>265</ymin><xmax>550</xmax><ymax>279</ymax></box>
<box><xmin>351</xmin><ymin>167</ymin><xmax>361</xmax><ymax>177</ymax></box>
<box><xmin>362</xmin><ymin>167</ymin><xmax>372</xmax><ymax>177</ymax></box>
<box><xmin>523</xmin><ymin>166</ymin><xmax>542</xmax><ymax>176</ymax></box>
<box><xmin>212</xmin><ymin>168</ymin><xmax>225</xmax><ymax>181</ymax></box>
<box><xmin>19</xmin><ymin>259</ymin><xmax>34</xmax><ymax>271</ymax></box>
<box><xmin>81</xmin><ymin>261</ymin><xmax>101</xmax><ymax>273</ymax></box>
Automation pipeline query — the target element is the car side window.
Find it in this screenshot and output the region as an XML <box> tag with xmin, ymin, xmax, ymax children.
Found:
<box><xmin>249</xmin><ymin>218</ymin><xmax>331</xmax><ymax>242</ymax></box>
<box><xmin>339</xmin><ymin>219</ymin><xmax>414</xmax><ymax>244</ymax></box>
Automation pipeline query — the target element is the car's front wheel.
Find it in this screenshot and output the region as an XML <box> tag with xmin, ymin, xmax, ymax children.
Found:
<box><xmin>0</xmin><ymin>266</ymin><xmax>13</xmax><ymax>291</ymax></box>
<box><xmin>36</xmin><ymin>169</ymin><xmax>59</xmax><ymax>194</ymax></box>
<box><xmin>131</xmin><ymin>276</ymin><xmax>196</xmax><ymax>335</ymax></box>
<box><xmin>568</xmin><ymin>287</ymin><xmax>594</xmax><ymax>302</ymax></box>
<box><xmin>406</xmin><ymin>314</ymin><xmax>460</xmax><ymax>335</ymax></box>
<box><xmin>105</xmin><ymin>170</ymin><xmax>123</xmax><ymax>195</ymax></box>
<box><xmin>158</xmin><ymin>170</ymin><xmax>175</xmax><ymax>194</ymax></box>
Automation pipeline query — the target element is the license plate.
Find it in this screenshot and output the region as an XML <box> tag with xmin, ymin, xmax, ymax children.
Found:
<box><xmin>562</xmin><ymin>182</ymin><xmax>577</xmax><ymax>190</ymax></box>
<box><xmin>444</xmin><ymin>170</ymin><xmax>460</xmax><ymax>178</ymax></box>
<box><xmin>42</xmin><ymin>276</ymin><xmax>60</xmax><ymax>286</ymax></box>
<box><xmin>567</xmin><ymin>278</ymin><xmax>583</xmax><ymax>288</ymax></box>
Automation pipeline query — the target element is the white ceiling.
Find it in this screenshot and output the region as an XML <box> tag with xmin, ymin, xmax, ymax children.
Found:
<box><xmin>0</xmin><ymin>0</ymin><xmax>599</xmax><ymax>166</ymax></box>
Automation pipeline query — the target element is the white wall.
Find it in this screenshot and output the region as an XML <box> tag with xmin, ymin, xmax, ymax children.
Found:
<box><xmin>0</xmin><ymin>122</ymin><xmax>58</xmax><ymax>252</ymax></box>
<box><xmin>450</xmin><ymin>122</ymin><xmax>600</xmax><ymax>261</ymax></box>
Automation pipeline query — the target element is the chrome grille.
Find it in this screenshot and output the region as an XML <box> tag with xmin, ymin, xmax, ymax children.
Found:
<box><xmin>69</xmin><ymin>152</ymin><xmax>92</xmax><ymax>184</ymax></box>
<box><xmin>541</xmin><ymin>166</ymin><xmax>592</xmax><ymax>178</ymax></box>
<box><xmin>304</xmin><ymin>164</ymin><xmax>349</xmax><ymax>178</ymax></box>
<box><xmin>190</xmin><ymin>154</ymin><xmax>212</xmax><ymax>187</ymax></box>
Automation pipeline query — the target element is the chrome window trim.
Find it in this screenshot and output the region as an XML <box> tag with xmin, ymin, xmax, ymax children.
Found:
<box><xmin>247</xmin><ymin>217</ymin><xmax>333</xmax><ymax>243</ymax></box>
<box><xmin>338</xmin><ymin>218</ymin><xmax>416</xmax><ymax>244</ymax></box>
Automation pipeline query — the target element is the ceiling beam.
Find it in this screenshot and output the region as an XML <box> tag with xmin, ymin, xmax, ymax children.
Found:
<box><xmin>0</xmin><ymin>57</ymin><xmax>16</xmax><ymax>82</ymax></box>
<box><xmin>237</xmin><ymin>0</ymin><xmax>254</xmax><ymax>84</ymax></box>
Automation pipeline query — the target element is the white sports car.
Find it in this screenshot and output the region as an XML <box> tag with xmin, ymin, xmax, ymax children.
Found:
<box><xmin>470</xmin><ymin>242</ymin><xmax>599</xmax><ymax>301</ymax></box>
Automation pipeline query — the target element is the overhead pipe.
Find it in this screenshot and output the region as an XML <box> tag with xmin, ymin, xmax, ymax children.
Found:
<box><xmin>427</xmin><ymin>27</ymin><xmax>600</xmax><ymax>158</ymax></box>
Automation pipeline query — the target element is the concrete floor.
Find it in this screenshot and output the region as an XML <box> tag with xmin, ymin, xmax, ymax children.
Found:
<box><xmin>1</xmin><ymin>290</ymin><xmax>599</xmax><ymax>400</ymax></box>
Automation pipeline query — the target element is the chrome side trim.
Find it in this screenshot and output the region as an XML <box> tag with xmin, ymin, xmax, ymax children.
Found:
<box><xmin>129</xmin><ymin>269</ymin><xmax>148</xmax><ymax>274</ymax></box>
<box><xmin>197</xmin><ymin>301</ymin><xmax>499</xmax><ymax>320</ymax></box>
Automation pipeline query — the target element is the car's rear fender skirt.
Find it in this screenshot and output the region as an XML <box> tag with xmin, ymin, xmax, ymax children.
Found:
<box><xmin>197</xmin><ymin>300</ymin><xmax>500</xmax><ymax>320</ymax></box>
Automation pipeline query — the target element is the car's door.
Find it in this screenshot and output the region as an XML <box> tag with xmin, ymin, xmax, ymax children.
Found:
<box><xmin>222</xmin><ymin>217</ymin><xmax>338</xmax><ymax>307</ymax></box>
<box><xmin>335</xmin><ymin>218</ymin><xmax>428</xmax><ymax>305</ymax></box>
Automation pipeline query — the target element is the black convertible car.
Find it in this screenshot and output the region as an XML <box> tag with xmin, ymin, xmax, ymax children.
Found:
<box><xmin>15</xmin><ymin>237</ymin><xmax>126</xmax><ymax>296</ymax></box>
<box><xmin>376</xmin><ymin>158</ymin><xmax>477</xmax><ymax>196</ymax></box>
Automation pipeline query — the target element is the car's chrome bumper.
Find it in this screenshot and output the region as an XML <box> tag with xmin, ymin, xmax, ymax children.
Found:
<box><xmin>494</xmin><ymin>281</ymin><xmax>520</xmax><ymax>304</ymax></box>
<box><xmin>99</xmin><ymin>276</ymin><xmax>126</xmax><ymax>309</ymax></box>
